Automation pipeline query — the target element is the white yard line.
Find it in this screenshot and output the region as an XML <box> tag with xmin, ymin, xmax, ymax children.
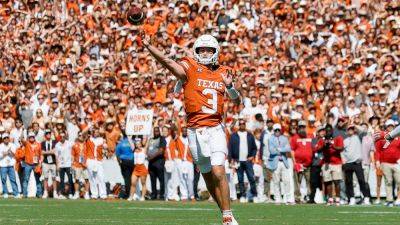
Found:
<box><xmin>0</xmin><ymin>204</ymin><xmax>36</xmax><ymax>207</ymax></box>
<box><xmin>117</xmin><ymin>206</ymin><xmax>213</xmax><ymax>211</ymax></box>
<box><xmin>338</xmin><ymin>211</ymin><xmax>400</xmax><ymax>214</ymax></box>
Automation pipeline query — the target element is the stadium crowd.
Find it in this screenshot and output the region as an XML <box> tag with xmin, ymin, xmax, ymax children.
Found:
<box><xmin>1</xmin><ymin>0</ymin><xmax>400</xmax><ymax>206</ymax></box>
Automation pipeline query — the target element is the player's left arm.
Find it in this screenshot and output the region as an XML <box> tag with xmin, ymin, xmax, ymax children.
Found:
<box><xmin>223</xmin><ymin>69</ymin><xmax>241</xmax><ymax>105</ymax></box>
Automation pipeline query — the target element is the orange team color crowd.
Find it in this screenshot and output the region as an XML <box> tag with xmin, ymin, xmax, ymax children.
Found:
<box><xmin>0</xmin><ymin>0</ymin><xmax>400</xmax><ymax>206</ymax></box>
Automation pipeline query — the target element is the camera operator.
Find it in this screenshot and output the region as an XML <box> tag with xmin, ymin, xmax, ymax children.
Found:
<box><xmin>315</xmin><ymin>124</ymin><xmax>344</xmax><ymax>206</ymax></box>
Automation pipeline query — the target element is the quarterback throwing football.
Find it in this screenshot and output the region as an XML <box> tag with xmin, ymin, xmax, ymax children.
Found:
<box><xmin>141</xmin><ymin>33</ymin><xmax>240</xmax><ymax>225</ymax></box>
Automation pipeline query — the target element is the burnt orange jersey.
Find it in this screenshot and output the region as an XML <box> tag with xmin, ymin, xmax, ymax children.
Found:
<box><xmin>179</xmin><ymin>57</ymin><xmax>230</xmax><ymax>128</ymax></box>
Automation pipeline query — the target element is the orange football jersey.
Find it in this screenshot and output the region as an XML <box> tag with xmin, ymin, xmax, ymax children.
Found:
<box><xmin>179</xmin><ymin>57</ymin><xmax>230</xmax><ymax>128</ymax></box>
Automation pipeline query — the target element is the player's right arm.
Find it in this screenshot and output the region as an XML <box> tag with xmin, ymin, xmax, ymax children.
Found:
<box><xmin>141</xmin><ymin>35</ymin><xmax>187</xmax><ymax>81</ymax></box>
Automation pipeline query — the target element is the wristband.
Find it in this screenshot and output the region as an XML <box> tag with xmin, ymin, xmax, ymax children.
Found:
<box><xmin>226</xmin><ymin>87</ymin><xmax>240</xmax><ymax>99</ymax></box>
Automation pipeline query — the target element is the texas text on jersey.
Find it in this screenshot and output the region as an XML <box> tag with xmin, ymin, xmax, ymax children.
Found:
<box><xmin>179</xmin><ymin>56</ymin><xmax>232</xmax><ymax>128</ymax></box>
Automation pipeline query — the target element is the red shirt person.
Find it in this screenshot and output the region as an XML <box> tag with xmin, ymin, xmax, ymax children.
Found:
<box><xmin>314</xmin><ymin>124</ymin><xmax>344</xmax><ymax>205</ymax></box>
<box><xmin>290</xmin><ymin>120</ymin><xmax>313</xmax><ymax>202</ymax></box>
<box><xmin>374</xmin><ymin>120</ymin><xmax>400</xmax><ymax>205</ymax></box>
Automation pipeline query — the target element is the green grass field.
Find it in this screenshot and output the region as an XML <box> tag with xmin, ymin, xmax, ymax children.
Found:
<box><xmin>0</xmin><ymin>199</ymin><xmax>399</xmax><ymax>225</ymax></box>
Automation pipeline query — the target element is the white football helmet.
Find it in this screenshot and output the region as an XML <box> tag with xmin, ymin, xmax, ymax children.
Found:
<box><xmin>193</xmin><ymin>34</ymin><xmax>220</xmax><ymax>65</ymax></box>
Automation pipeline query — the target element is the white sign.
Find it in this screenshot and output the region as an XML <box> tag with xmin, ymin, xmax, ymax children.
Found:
<box><xmin>126</xmin><ymin>109</ymin><xmax>154</xmax><ymax>135</ymax></box>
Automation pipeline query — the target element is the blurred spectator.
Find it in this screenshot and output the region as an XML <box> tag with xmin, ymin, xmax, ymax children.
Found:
<box><xmin>164</xmin><ymin>125</ymin><xmax>180</xmax><ymax>201</ymax></box>
<box><xmin>86</xmin><ymin>130</ymin><xmax>107</xmax><ymax>199</ymax></box>
<box><xmin>147</xmin><ymin>126</ymin><xmax>166</xmax><ymax>200</ymax></box>
<box><xmin>342</xmin><ymin>125</ymin><xmax>370</xmax><ymax>205</ymax></box>
<box><xmin>128</xmin><ymin>137</ymin><xmax>148</xmax><ymax>202</ymax></box>
<box><xmin>267</xmin><ymin>123</ymin><xmax>292</xmax><ymax>204</ymax></box>
<box><xmin>360</xmin><ymin>123</ymin><xmax>376</xmax><ymax>203</ymax></box>
<box><xmin>0</xmin><ymin>133</ymin><xmax>20</xmax><ymax>198</ymax></box>
<box><xmin>228</xmin><ymin>119</ymin><xmax>258</xmax><ymax>203</ymax></box>
<box><xmin>55</xmin><ymin>130</ymin><xmax>74</xmax><ymax>199</ymax></box>
<box><xmin>21</xmin><ymin>132</ymin><xmax>42</xmax><ymax>198</ymax></box>
<box><xmin>316</xmin><ymin>124</ymin><xmax>344</xmax><ymax>206</ymax></box>
<box><xmin>41</xmin><ymin>129</ymin><xmax>58</xmax><ymax>199</ymax></box>
<box><xmin>375</xmin><ymin>120</ymin><xmax>400</xmax><ymax>207</ymax></box>
<box><xmin>290</xmin><ymin>120</ymin><xmax>313</xmax><ymax>203</ymax></box>
<box><xmin>309</xmin><ymin>126</ymin><xmax>325</xmax><ymax>204</ymax></box>
<box><xmin>176</xmin><ymin>126</ymin><xmax>195</xmax><ymax>201</ymax></box>
<box><xmin>115</xmin><ymin>129</ymin><xmax>135</xmax><ymax>199</ymax></box>
<box><xmin>72</xmin><ymin>131</ymin><xmax>90</xmax><ymax>200</ymax></box>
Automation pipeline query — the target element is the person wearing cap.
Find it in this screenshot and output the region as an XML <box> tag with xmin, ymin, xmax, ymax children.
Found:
<box><xmin>266</xmin><ymin>123</ymin><xmax>292</xmax><ymax>204</ymax></box>
<box><xmin>342</xmin><ymin>125</ymin><xmax>371</xmax><ymax>205</ymax></box>
<box><xmin>21</xmin><ymin>132</ymin><xmax>43</xmax><ymax>198</ymax></box>
<box><xmin>290</xmin><ymin>120</ymin><xmax>313</xmax><ymax>203</ymax></box>
<box><xmin>115</xmin><ymin>126</ymin><xmax>135</xmax><ymax>199</ymax></box>
<box><xmin>40</xmin><ymin>129</ymin><xmax>58</xmax><ymax>199</ymax></box>
<box><xmin>374</xmin><ymin>120</ymin><xmax>400</xmax><ymax>207</ymax></box>
<box><xmin>228</xmin><ymin>119</ymin><xmax>258</xmax><ymax>203</ymax></box>
<box><xmin>71</xmin><ymin>132</ymin><xmax>90</xmax><ymax>200</ymax></box>
<box><xmin>0</xmin><ymin>133</ymin><xmax>20</xmax><ymax>198</ymax></box>
<box><xmin>314</xmin><ymin>124</ymin><xmax>344</xmax><ymax>206</ymax></box>
<box><xmin>54</xmin><ymin>130</ymin><xmax>74</xmax><ymax>199</ymax></box>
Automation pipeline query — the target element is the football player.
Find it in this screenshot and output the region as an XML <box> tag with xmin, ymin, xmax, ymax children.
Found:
<box><xmin>141</xmin><ymin>33</ymin><xmax>240</xmax><ymax>225</ymax></box>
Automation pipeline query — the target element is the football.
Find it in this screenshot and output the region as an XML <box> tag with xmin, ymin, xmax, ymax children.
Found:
<box><xmin>127</xmin><ymin>6</ymin><xmax>145</xmax><ymax>25</ymax></box>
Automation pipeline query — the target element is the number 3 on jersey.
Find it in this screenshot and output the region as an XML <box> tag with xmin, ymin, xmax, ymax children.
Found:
<box><xmin>201</xmin><ymin>88</ymin><xmax>217</xmax><ymax>114</ymax></box>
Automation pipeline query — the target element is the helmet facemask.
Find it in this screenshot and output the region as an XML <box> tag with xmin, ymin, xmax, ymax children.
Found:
<box><xmin>195</xmin><ymin>47</ymin><xmax>217</xmax><ymax>65</ymax></box>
